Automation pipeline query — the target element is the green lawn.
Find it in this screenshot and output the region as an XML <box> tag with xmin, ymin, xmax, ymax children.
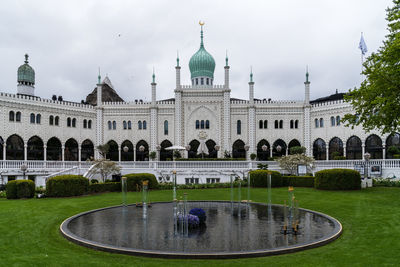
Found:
<box><xmin>0</xmin><ymin>187</ymin><xmax>399</xmax><ymax>266</ymax></box>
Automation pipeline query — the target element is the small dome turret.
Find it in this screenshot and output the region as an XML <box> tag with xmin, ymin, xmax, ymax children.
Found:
<box><xmin>18</xmin><ymin>54</ymin><xmax>35</xmax><ymax>86</ymax></box>
<box><xmin>189</xmin><ymin>22</ymin><xmax>215</xmax><ymax>86</ymax></box>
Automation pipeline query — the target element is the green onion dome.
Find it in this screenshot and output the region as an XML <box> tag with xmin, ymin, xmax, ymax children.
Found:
<box><xmin>18</xmin><ymin>54</ymin><xmax>35</xmax><ymax>85</ymax></box>
<box><xmin>189</xmin><ymin>26</ymin><xmax>215</xmax><ymax>79</ymax></box>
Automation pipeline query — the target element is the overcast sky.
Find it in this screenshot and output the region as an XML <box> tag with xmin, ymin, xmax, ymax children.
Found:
<box><xmin>0</xmin><ymin>0</ymin><xmax>393</xmax><ymax>103</ymax></box>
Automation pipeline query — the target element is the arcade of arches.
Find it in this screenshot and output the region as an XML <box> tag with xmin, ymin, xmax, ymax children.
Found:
<box><xmin>0</xmin><ymin>134</ymin><xmax>398</xmax><ymax>161</ymax></box>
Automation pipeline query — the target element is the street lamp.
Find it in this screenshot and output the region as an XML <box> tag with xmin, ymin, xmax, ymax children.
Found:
<box><xmin>123</xmin><ymin>146</ymin><xmax>129</xmax><ymax>153</ymax></box>
<box><xmin>262</xmin><ymin>144</ymin><xmax>268</xmax><ymax>160</ymax></box>
<box><xmin>214</xmin><ymin>145</ymin><xmax>220</xmax><ymax>158</ymax></box>
<box><xmin>20</xmin><ymin>164</ymin><xmax>28</xmax><ymax>180</ymax></box>
<box><xmin>244</xmin><ymin>145</ymin><xmax>250</xmax><ymax>160</ymax></box>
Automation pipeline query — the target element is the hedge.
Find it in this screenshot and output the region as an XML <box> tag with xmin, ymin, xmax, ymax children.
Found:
<box><xmin>249</xmin><ymin>170</ymin><xmax>282</xmax><ymax>187</ymax></box>
<box><xmin>89</xmin><ymin>182</ymin><xmax>121</xmax><ymax>193</ymax></box>
<box><xmin>282</xmin><ymin>176</ymin><xmax>314</xmax><ymax>187</ymax></box>
<box><xmin>46</xmin><ymin>175</ymin><xmax>89</xmax><ymax>197</ymax></box>
<box><xmin>315</xmin><ymin>169</ymin><xmax>361</xmax><ymax>190</ymax></box>
<box><xmin>6</xmin><ymin>180</ymin><xmax>35</xmax><ymax>199</ymax></box>
<box><xmin>124</xmin><ymin>173</ymin><xmax>158</xmax><ymax>191</ymax></box>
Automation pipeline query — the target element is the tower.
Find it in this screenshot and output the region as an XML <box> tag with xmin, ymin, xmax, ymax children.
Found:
<box><xmin>150</xmin><ymin>70</ymin><xmax>158</xmax><ymax>153</ymax></box>
<box><xmin>17</xmin><ymin>54</ymin><xmax>35</xmax><ymax>96</ymax></box>
<box><xmin>303</xmin><ymin>68</ymin><xmax>312</xmax><ymax>156</ymax></box>
<box><xmin>248</xmin><ymin>69</ymin><xmax>256</xmax><ymax>157</ymax></box>
<box><xmin>95</xmin><ymin>70</ymin><xmax>103</xmax><ymax>159</ymax></box>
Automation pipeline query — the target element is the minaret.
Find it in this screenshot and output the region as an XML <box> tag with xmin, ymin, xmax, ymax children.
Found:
<box><xmin>224</xmin><ymin>51</ymin><xmax>230</xmax><ymax>89</ymax></box>
<box><xmin>248</xmin><ymin>68</ymin><xmax>256</xmax><ymax>158</ymax></box>
<box><xmin>150</xmin><ymin>70</ymin><xmax>158</xmax><ymax>154</ymax></box>
<box><xmin>95</xmin><ymin>69</ymin><xmax>104</xmax><ymax>159</ymax></box>
<box><xmin>17</xmin><ymin>54</ymin><xmax>35</xmax><ymax>96</ymax></box>
<box><xmin>176</xmin><ymin>52</ymin><xmax>181</xmax><ymax>89</ymax></box>
<box><xmin>303</xmin><ymin>67</ymin><xmax>312</xmax><ymax>157</ymax></box>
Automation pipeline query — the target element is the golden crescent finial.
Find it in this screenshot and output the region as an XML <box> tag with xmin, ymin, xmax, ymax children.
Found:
<box><xmin>199</xmin><ymin>21</ymin><xmax>205</xmax><ymax>26</ymax></box>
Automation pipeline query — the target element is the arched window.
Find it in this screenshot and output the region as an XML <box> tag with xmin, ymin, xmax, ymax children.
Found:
<box><xmin>275</xmin><ymin>120</ymin><xmax>279</xmax><ymax>129</ymax></box>
<box><xmin>36</xmin><ymin>114</ymin><xmax>41</xmax><ymax>124</ymax></box>
<box><xmin>67</xmin><ymin>117</ymin><xmax>71</xmax><ymax>127</ymax></box>
<box><xmin>196</xmin><ymin>120</ymin><xmax>200</xmax><ymax>129</ymax></box>
<box><xmin>106</xmin><ymin>140</ymin><xmax>119</xmax><ymax>161</ymax></box>
<box><xmin>365</xmin><ymin>134</ymin><xmax>383</xmax><ymax>159</ymax></box>
<box><xmin>83</xmin><ymin>119</ymin><xmax>87</xmax><ymax>129</ymax></box>
<box><xmin>123</xmin><ymin>121</ymin><xmax>127</xmax><ymax>130</ymax></box>
<box><xmin>200</xmin><ymin>120</ymin><xmax>205</xmax><ymax>129</ymax></box>
<box><xmin>264</xmin><ymin>120</ymin><xmax>268</xmax><ymax>129</ymax></box>
<box><xmin>49</xmin><ymin>115</ymin><xmax>54</xmax><ymax>125</ymax></box>
<box><xmin>164</xmin><ymin>120</ymin><xmax>168</xmax><ymax>135</ymax></box>
<box><xmin>55</xmin><ymin>116</ymin><xmax>59</xmax><ymax>126</ymax></box>
<box><xmin>64</xmin><ymin>138</ymin><xmax>78</xmax><ymax>161</ymax></box>
<box><xmin>16</xmin><ymin>112</ymin><xmax>21</xmax><ymax>122</ymax></box>
<box><xmin>257</xmin><ymin>139</ymin><xmax>270</xmax><ymax>160</ymax></box>
<box><xmin>143</xmin><ymin>120</ymin><xmax>147</xmax><ymax>129</ymax></box>
<box><xmin>232</xmin><ymin>140</ymin><xmax>245</xmax><ymax>158</ymax></box>
<box><xmin>288</xmin><ymin>139</ymin><xmax>301</xmax><ymax>154</ymax></box>
<box><xmin>329</xmin><ymin>137</ymin><xmax>344</xmax><ymax>160</ymax></box>
<box><xmin>313</xmin><ymin>138</ymin><xmax>326</xmax><ymax>160</ymax></box>
<box><xmin>121</xmin><ymin>140</ymin><xmax>134</xmax><ymax>161</ymax></box>
<box><xmin>336</xmin><ymin>116</ymin><xmax>341</xmax><ymax>126</ymax></box>
<box><xmin>346</xmin><ymin>136</ymin><xmax>362</xmax><ymax>159</ymax></box>
<box><xmin>30</xmin><ymin>113</ymin><xmax>35</xmax><ymax>124</ymax></box>
<box><xmin>108</xmin><ymin>121</ymin><xmax>112</xmax><ymax>130</ymax></box>
<box><xmin>160</xmin><ymin>140</ymin><xmax>173</xmax><ymax>161</ymax></box>
<box><xmin>279</xmin><ymin>120</ymin><xmax>283</xmax><ymax>129</ymax></box>
<box><xmin>205</xmin><ymin>120</ymin><xmax>210</xmax><ymax>129</ymax></box>
<box><xmin>6</xmin><ymin>134</ymin><xmax>24</xmax><ymax>160</ymax></box>
<box><xmin>331</xmin><ymin>116</ymin><xmax>335</xmax><ymax>126</ymax></box>
<box><xmin>136</xmin><ymin>140</ymin><xmax>149</xmax><ymax>161</ymax></box>
<box><xmin>290</xmin><ymin>120</ymin><xmax>294</xmax><ymax>129</ymax></box>
<box><xmin>273</xmin><ymin>139</ymin><xmax>287</xmax><ymax>157</ymax></box>
<box><xmin>315</xmin><ymin>119</ymin><xmax>319</xmax><ymax>128</ymax></box>
<box><xmin>81</xmin><ymin>139</ymin><xmax>94</xmax><ymax>161</ymax></box>
<box><xmin>72</xmin><ymin>118</ymin><xmax>76</xmax><ymax>128</ymax></box>
<box><xmin>112</xmin><ymin>121</ymin><xmax>116</xmax><ymax>130</ymax></box>
<box><xmin>47</xmin><ymin>137</ymin><xmax>62</xmax><ymax>161</ymax></box>
<box><xmin>9</xmin><ymin>111</ymin><xmax>15</xmax><ymax>122</ymax></box>
<box><xmin>259</xmin><ymin>120</ymin><xmax>263</xmax><ymax>129</ymax></box>
<box><xmin>237</xmin><ymin>120</ymin><xmax>241</xmax><ymax>135</ymax></box>
<box><xmin>295</xmin><ymin>120</ymin><xmax>299</xmax><ymax>129</ymax></box>
<box><xmin>27</xmin><ymin>136</ymin><xmax>44</xmax><ymax>160</ymax></box>
<box><xmin>88</xmin><ymin>120</ymin><xmax>92</xmax><ymax>129</ymax></box>
<box><xmin>127</xmin><ymin>121</ymin><xmax>131</xmax><ymax>129</ymax></box>
<box><xmin>319</xmin><ymin>118</ymin><xmax>324</xmax><ymax>127</ymax></box>
<box><xmin>138</xmin><ymin>121</ymin><xmax>142</xmax><ymax>129</ymax></box>
<box><xmin>386</xmin><ymin>133</ymin><xmax>400</xmax><ymax>158</ymax></box>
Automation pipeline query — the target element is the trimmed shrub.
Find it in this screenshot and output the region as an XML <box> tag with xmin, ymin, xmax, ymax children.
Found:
<box><xmin>249</xmin><ymin>170</ymin><xmax>282</xmax><ymax>187</ymax></box>
<box><xmin>6</xmin><ymin>180</ymin><xmax>35</xmax><ymax>199</ymax></box>
<box><xmin>89</xmin><ymin>182</ymin><xmax>121</xmax><ymax>193</ymax></box>
<box><xmin>46</xmin><ymin>175</ymin><xmax>89</xmax><ymax>197</ymax></box>
<box><xmin>315</xmin><ymin>169</ymin><xmax>361</xmax><ymax>190</ymax></box>
<box><xmin>282</xmin><ymin>176</ymin><xmax>314</xmax><ymax>187</ymax></box>
<box><xmin>124</xmin><ymin>173</ymin><xmax>158</xmax><ymax>191</ymax></box>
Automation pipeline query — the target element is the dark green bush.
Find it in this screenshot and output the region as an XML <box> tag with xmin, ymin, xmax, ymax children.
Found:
<box><xmin>249</xmin><ymin>170</ymin><xmax>282</xmax><ymax>187</ymax></box>
<box><xmin>6</xmin><ymin>180</ymin><xmax>35</xmax><ymax>199</ymax></box>
<box><xmin>89</xmin><ymin>182</ymin><xmax>121</xmax><ymax>193</ymax></box>
<box><xmin>315</xmin><ymin>169</ymin><xmax>361</xmax><ymax>190</ymax></box>
<box><xmin>124</xmin><ymin>173</ymin><xmax>158</xmax><ymax>191</ymax></box>
<box><xmin>282</xmin><ymin>176</ymin><xmax>314</xmax><ymax>187</ymax></box>
<box><xmin>333</xmin><ymin>156</ymin><xmax>346</xmax><ymax>160</ymax></box>
<box><xmin>46</xmin><ymin>175</ymin><xmax>89</xmax><ymax>197</ymax></box>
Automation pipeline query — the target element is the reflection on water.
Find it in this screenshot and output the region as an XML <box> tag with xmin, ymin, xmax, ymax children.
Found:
<box><xmin>67</xmin><ymin>202</ymin><xmax>338</xmax><ymax>253</ymax></box>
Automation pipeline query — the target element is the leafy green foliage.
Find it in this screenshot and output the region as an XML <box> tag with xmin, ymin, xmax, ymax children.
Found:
<box><xmin>315</xmin><ymin>169</ymin><xmax>361</xmax><ymax>190</ymax></box>
<box><xmin>249</xmin><ymin>170</ymin><xmax>282</xmax><ymax>187</ymax></box>
<box><xmin>289</xmin><ymin>146</ymin><xmax>306</xmax><ymax>155</ymax></box>
<box><xmin>96</xmin><ymin>144</ymin><xmax>109</xmax><ymax>158</ymax></box>
<box><xmin>250</xmin><ymin>153</ymin><xmax>257</xmax><ymax>160</ymax></box>
<box><xmin>6</xmin><ymin>180</ymin><xmax>35</xmax><ymax>199</ymax></box>
<box><xmin>149</xmin><ymin>151</ymin><xmax>157</xmax><ymax>160</ymax></box>
<box><xmin>343</xmin><ymin>1</ymin><xmax>400</xmax><ymax>134</ymax></box>
<box><xmin>124</xmin><ymin>173</ymin><xmax>158</xmax><ymax>191</ymax></box>
<box><xmin>276</xmin><ymin>154</ymin><xmax>315</xmax><ymax>175</ymax></box>
<box><xmin>46</xmin><ymin>175</ymin><xmax>89</xmax><ymax>197</ymax></box>
<box><xmin>257</xmin><ymin>163</ymin><xmax>269</xmax><ymax>170</ymax></box>
<box><xmin>89</xmin><ymin>182</ymin><xmax>121</xmax><ymax>193</ymax></box>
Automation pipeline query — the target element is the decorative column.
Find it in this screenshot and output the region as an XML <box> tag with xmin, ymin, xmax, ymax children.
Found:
<box><xmin>43</xmin><ymin>145</ymin><xmax>47</xmax><ymax>161</ymax></box>
<box><xmin>343</xmin><ymin>145</ymin><xmax>346</xmax><ymax>158</ymax></box>
<box><xmin>303</xmin><ymin>69</ymin><xmax>312</xmax><ymax>157</ymax></box>
<box><xmin>326</xmin><ymin>145</ymin><xmax>329</xmax><ymax>161</ymax></box>
<box><xmin>176</xmin><ymin>54</ymin><xmax>181</xmax><ymax>88</ymax></box>
<box><xmin>150</xmin><ymin>71</ymin><xmax>158</xmax><ymax>153</ymax></box>
<box><xmin>62</xmin><ymin>145</ymin><xmax>65</xmax><ymax>161</ymax></box>
<box><xmin>134</xmin><ymin>147</ymin><xmax>136</xmax><ymax>162</ymax></box>
<box><xmin>362</xmin><ymin>143</ymin><xmax>365</xmax><ymax>157</ymax></box>
<box><xmin>174</xmin><ymin>57</ymin><xmax>182</xmax><ymax>147</ymax></box>
<box><xmin>78</xmin><ymin>146</ymin><xmax>81</xmax><ymax>162</ymax></box>
<box><xmin>3</xmin><ymin>143</ymin><xmax>6</xmax><ymax>160</ymax></box>
<box><xmin>223</xmin><ymin>90</ymin><xmax>231</xmax><ymax>154</ymax></box>
<box><xmin>224</xmin><ymin>53</ymin><xmax>230</xmax><ymax>89</ymax></box>
<box><xmin>95</xmin><ymin>71</ymin><xmax>104</xmax><ymax>159</ymax></box>
<box><xmin>24</xmin><ymin>142</ymin><xmax>27</xmax><ymax>161</ymax></box>
<box><xmin>382</xmin><ymin>142</ymin><xmax>386</xmax><ymax>159</ymax></box>
<box><xmin>270</xmin><ymin>148</ymin><xmax>273</xmax><ymax>158</ymax></box>
<box><xmin>248</xmin><ymin>70</ymin><xmax>256</xmax><ymax>156</ymax></box>
<box><xmin>118</xmin><ymin>147</ymin><xmax>121</xmax><ymax>162</ymax></box>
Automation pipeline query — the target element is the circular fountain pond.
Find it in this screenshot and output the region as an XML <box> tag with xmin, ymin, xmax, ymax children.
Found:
<box><xmin>60</xmin><ymin>201</ymin><xmax>342</xmax><ymax>259</ymax></box>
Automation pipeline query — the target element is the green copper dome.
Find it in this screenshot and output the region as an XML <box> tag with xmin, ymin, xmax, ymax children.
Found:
<box><xmin>18</xmin><ymin>54</ymin><xmax>35</xmax><ymax>85</ymax></box>
<box><xmin>189</xmin><ymin>26</ymin><xmax>215</xmax><ymax>79</ymax></box>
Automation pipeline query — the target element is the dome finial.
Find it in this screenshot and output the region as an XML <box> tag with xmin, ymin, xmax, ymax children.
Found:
<box><xmin>176</xmin><ymin>50</ymin><xmax>180</xmax><ymax>67</ymax></box>
<box><xmin>225</xmin><ymin>50</ymin><xmax>228</xmax><ymax>66</ymax></box>
<box><xmin>24</xmin><ymin>54</ymin><xmax>29</xmax><ymax>64</ymax></box>
<box><xmin>199</xmin><ymin>21</ymin><xmax>205</xmax><ymax>48</ymax></box>
<box><xmin>152</xmin><ymin>67</ymin><xmax>155</xmax><ymax>83</ymax></box>
<box><xmin>98</xmin><ymin>67</ymin><xmax>101</xmax><ymax>84</ymax></box>
<box><xmin>250</xmin><ymin>66</ymin><xmax>253</xmax><ymax>82</ymax></box>
<box><xmin>305</xmin><ymin>65</ymin><xmax>309</xmax><ymax>83</ymax></box>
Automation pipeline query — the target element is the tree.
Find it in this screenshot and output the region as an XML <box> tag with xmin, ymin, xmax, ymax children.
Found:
<box><xmin>276</xmin><ymin>154</ymin><xmax>314</xmax><ymax>175</ymax></box>
<box><xmin>343</xmin><ymin>0</ymin><xmax>400</xmax><ymax>134</ymax></box>
<box><xmin>289</xmin><ymin>146</ymin><xmax>306</xmax><ymax>155</ymax></box>
<box><xmin>89</xmin><ymin>159</ymin><xmax>121</xmax><ymax>182</ymax></box>
<box><xmin>96</xmin><ymin>144</ymin><xmax>110</xmax><ymax>159</ymax></box>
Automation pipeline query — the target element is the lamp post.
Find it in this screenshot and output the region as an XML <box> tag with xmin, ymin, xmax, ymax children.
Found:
<box><xmin>20</xmin><ymin>164</ymin><xmax>28</xmax><ymax>180</ymax></box>
<box><xmin>276</xmin><ymin>145</ymin><xmax>282</xmax><ymax>157</ymax></box>
<box><xmin>123</xmin><ymin>146</ymin><xmax>129</xmax><ymax>153</ymax></box>
<box><xmin>214</xmin><ymin>145</ymin><xmax>220</xmax><ymax>158</ymax></box>
<box><xmin>244</xmin><ymin>144</ymin><xmax>250</xmax><ymax>160</ymax></box>
<box><xmin>139</xmin><ymin>145</ymin><xmax>145</xmax><ymax>161</ymax></box>
<box><xmin>262</xmin><ymin>144</ymin><xmax>268</xmax><ymax>160</ymax></box>
<box><xmin>185</xmin><ymin>145</ymin><xmax>191</xmax><ymax>159</ymax></box>
<box><xmin>156</xmin><ymin>145</ymin><xmax>161</xmax><ymax>161</ymax></box>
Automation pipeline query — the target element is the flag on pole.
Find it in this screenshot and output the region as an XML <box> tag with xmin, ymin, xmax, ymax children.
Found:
<box><xmin>359</xmin><ymin>34</ymin><xmax>368</xmax><ymax>55</ymax></box>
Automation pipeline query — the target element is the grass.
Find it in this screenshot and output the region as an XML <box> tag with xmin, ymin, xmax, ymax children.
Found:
<box><xmin>0</xmin><ymin>187</ymin><xmax>399</xmax><ymax>266</ymax></box>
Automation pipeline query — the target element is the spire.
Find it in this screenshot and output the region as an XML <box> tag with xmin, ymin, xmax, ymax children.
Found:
<box><xmin>225</xmin><ymin>50</ymin><xmax>228</xmax><ymax>67</ymax></box>
<box><xmin>176</xmin><ymin>50</ymin><xmax>180</xmax><ymax>67</ymax></box>
<box><xmin>24</xmin><ymin>54</ymin><xmax>29</xmax><ymax>64</ymax></box>
<box><xmin>152</xmin><ymin>67</ymin><xmax>155</xmax><ymax>83</ymax></box>
<box><xmin>250</xmin><ymin>66</ymin><xmax>253</xmax><ymax>83</ymax></box>
<box><xmin>305</xmin><ymin>65</ymin><xmax>309</xmax><ymax>83</ymax></box>
<box><xmin>98</xmin><ymin>67</ymin><xmax>101</xmax><ymax>84</ymax></box>
<box><xmin>199</xmin><ymin>21</ymin><xmax>205</xmax><ymax>48</ymax></box>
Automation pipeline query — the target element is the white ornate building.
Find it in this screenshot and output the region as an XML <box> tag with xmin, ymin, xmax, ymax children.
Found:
<box><xmin>1</xmin><ymin>26</ymin><xmax>399</xmax><ymax>185</ymax></box>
